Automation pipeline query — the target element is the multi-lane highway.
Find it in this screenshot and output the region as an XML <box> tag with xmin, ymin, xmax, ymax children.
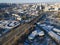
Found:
<box><xmin>0</xmin><ymin>12</ymin><xmax>60</xmax><ymax>45</ymax></box>
<box><xmin>0</xmin><ymin>12</ymin><xmax>43</xmax><ymax>45</ymax></box>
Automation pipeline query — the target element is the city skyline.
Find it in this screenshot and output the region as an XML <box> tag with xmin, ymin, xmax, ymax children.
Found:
<box><xmin>0</xmin><ymin>0</ymin><xmax>60</xmax><ymax>3</ymax></box>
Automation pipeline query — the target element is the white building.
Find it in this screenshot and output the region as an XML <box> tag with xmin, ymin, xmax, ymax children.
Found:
<box><xmin>44</xmin><ymin>3</ymin><xmax>60</xmax><ymax>11</ymax></box>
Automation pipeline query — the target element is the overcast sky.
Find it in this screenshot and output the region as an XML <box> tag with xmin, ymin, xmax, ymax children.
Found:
<box><xmin>0</xmin><ymin>0</ymin><xmax>60</xmax><ymax>3</ymax></box>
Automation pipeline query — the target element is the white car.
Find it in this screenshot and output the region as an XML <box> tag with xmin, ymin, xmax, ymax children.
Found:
<box><xmin>0</xmin><ymin>34</ymin><xmax>2</xmax><ymax>37</ymax></box>
<box><xmin>38</xmin><ymin>31</ymin><xmax>44</xmax><ymax>36</ymax></box>
<box><xmin>53</xmin><ymin>28</ymin><xmax>60</xmax><ymax>33</ymax></box>
<box><xmin>28</xmin><ymin>30</ymin><xmax>37</xmax><ymax>40</ymax></box>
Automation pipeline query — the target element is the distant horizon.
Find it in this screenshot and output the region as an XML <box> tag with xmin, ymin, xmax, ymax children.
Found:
<box><xmin>0</xmin><ymin>2</ymin><xmax>60</xmax><ymax>4</ymax></box>
<box><xmin>0</xmin><ymin>0</ymin><xmax>60</xmax><ymax>3</ymax></box>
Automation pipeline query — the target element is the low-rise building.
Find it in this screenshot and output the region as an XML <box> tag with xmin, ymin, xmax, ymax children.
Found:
<box><xmin>44</xmin><ymin>3</ymin><xmax>60</xmax><ymax>11</ymax></box>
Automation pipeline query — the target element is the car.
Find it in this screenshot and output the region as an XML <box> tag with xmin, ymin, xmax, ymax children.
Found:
<box><xmin>57</xmin><ymin>33</ymin><xmax>60</xmax><ymax>36</ymax></box>
<box><xmin>53</xmin><ymin>28</ymin><xmax>60</xmax><ymax>33</ymax></box>
<box><xmin>0</xmin><ymin>34</ymin><xmax>2</xmax><ymax>37</ymax></box>
<box><xmin>28</xmin><ymin>30</ymin><xmax>37</xmax><ymax>40</ymax></box>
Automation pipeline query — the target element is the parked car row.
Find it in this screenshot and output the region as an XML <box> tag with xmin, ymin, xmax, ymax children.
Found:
<box><xmin>28</xmin><ymin>27</ymin><xmax>44</xmax><ymax>41</ymax></box>
<box><xmin>24</xmin><ymin>26</ymin><xmax>45</xmax><ymax>45</ymax></box>
<box><xmin>36</xmin><ymin>22</ymin><xmax>60</xmax><ymax>36</ymax></box>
